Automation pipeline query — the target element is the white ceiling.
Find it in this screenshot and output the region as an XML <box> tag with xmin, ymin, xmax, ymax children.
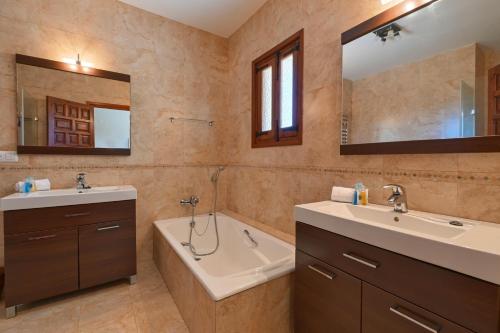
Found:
<box><xmin>343</xmin><ymin>0</ymin><xmax>500</xmax><ymax>80</ymax></box>
<box><xmin>119</xmin><ymin>0</ymin><xmax>269</xmax><ymax>38</ymax></box>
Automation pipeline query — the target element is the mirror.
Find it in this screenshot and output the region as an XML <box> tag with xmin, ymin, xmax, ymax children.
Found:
<box><xmin>341</xmin><ymin>0</ymin><xmax>500</xmax><ymax>154</ymax></box>
<box><xmin>16</xmin><ymin>55</ymin><xmax>131</xmax><ymax>155</ymax></box>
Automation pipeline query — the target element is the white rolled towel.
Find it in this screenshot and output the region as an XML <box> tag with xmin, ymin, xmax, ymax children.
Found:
<box><xmin>15</xmin><ymin>179</ymin><xmax>51</xmax><ymax>192</ymax></box>
<box><xmin>35</xmin><ymin>179</ymin><xmax>51</xmax><ymax>191</ymax></box>
<box><xmin>331</xmin><ymin>186</ymin><xmax>356</xmax><ymax>203</ymax></box>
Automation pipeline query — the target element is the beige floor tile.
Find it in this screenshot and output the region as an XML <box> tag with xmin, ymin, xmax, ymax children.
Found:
<box><xmin>0</xmin><ymin>261</ymin><xmax>188</xmax><ymax>333</ymax></box>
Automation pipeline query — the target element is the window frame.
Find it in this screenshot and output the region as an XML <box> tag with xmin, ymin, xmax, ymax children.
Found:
<box><xmin>252</xmin><ymin>30</ymin><xmax>304</xmax><ymax>148</ymax></box>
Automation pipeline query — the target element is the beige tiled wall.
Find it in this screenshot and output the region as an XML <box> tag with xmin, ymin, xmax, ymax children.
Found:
<box><xmin>2</xmin><ymin>0</ymin><xmax>500</xmax><ymax>267</ymax></box>
<box><xmin>0</xmin><ymin>0</ymin><xmax>229</xmax><ymax>265</ymax></box>
<box><xmin>221</xmin><ymin>0</ymin><xmax>500</xmax><ymax>237</ymax></box>
<box><xmin>349</xmin><ymin>44</ymin><xmax>477</xmax><ymax>143</ymax></box>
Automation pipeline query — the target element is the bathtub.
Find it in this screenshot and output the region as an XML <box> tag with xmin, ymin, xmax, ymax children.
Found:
<box><xmin>154</xmin><ymin>213</ymin><xmax>295</xmax><ymax>300</ymax></box>
<box><xmin>153</xmin><ymin>213</ymin><xmax>295</xmax><ymax>333</ymax></box>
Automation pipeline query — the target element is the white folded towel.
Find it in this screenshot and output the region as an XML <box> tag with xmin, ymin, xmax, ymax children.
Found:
<box><xmin>331</xmin><ymin>186</ymin><xmax>356</xmax><ymax>203</ymax></box>
<box><xmin>15</xmin><ymin>179</ymin><xmax>51</xmax><ymax>192</ymax></box>
<box><xmin>35</xmin><ymin>179</ymin><xmax>51</xmax><ymax>191</ymax></box>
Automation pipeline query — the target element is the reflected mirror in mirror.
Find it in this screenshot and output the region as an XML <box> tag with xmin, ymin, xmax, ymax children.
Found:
<box><xmin>17</xmin><ymin>61</ymin><xmax>131</xmax><ymax>151</ymax></box>
<box><xmin>342</xmin><ymin>0</ymin><xmax>500</xmax><ymax>145</ymax></box>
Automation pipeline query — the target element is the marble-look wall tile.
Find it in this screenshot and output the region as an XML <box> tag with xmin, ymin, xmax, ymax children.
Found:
<box><xmin>216</xmin><ymin>274</ymin><xmax>293</xmax><ymax>333</ymax></box>
<box><xmin>0</xmin><ymin>0</ymin><xmax>228</xmax><ymax>265</ymax></box>
<box><xmin>222</xmin><ymin>0</ymin><xmax>500</xmax><ymax>239</ymax></box>
<box><xmin>154</xmin><ymin>228</ymin><xmax>217</xmax><ymax>333</ymax></box>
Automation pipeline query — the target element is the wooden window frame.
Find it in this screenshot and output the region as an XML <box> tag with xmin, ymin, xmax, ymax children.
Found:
<box><xmin>252</xmin><ymin>30</ymin><xmax>304</xmax><ymax>148</ymax></box>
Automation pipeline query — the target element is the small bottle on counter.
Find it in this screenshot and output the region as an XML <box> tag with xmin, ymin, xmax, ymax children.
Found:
<box><xmin>353</xmin><ymin>182</ymin><xmax>369</xmax><ymax>206</ymax></box>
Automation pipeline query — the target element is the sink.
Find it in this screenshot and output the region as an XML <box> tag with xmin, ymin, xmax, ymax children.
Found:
<box><xmin>295</xmin><ymin>201</ymin><xmax>500</xmax><ymax>285</ymax></box>
<box><xmin>316</xmin><ymin>203</ymin><xmax>471</xmax><ymax>239</ymax></box>
<box><xmin>0</xmin><ymin>185</ymin><xmax>137</xmax><ymax>211</ymax></box>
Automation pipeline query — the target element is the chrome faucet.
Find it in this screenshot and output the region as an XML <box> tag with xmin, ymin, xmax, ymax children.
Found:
<box><xmin>180</xmin><ymin>195</ymin><xmax>200</xmax><ymax>208</ymax></box>
<box><xmin>76</xmin><ymin>173</ymin><xmax>91</xmax><ymax>190</ymax></box>
<box><xmin>383</xmin><ymin>184</ymin><xmax>408</xmax><ymax>213</ymax></box>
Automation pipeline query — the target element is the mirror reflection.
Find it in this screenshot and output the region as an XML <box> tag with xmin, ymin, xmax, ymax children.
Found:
<box><xmin>17</xmin><ymin>64</ymin><xmax>131</xmax><ymax>149</ymax></box>
<box><xmin>342</xmin><ymin>0</ymin><xmax>500</xmax><ymax>145</ymax></box>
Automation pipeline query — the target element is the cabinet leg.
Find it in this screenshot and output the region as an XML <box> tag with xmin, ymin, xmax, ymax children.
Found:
<box><xmin>128</xmin><ymin>275</ymin><xmax>137</xmax><ymax>285</ymax></box>
<box><xmin>6</xmin><ymin>306</ymin><xmax>16</xmax><ymax>319</ymax></box>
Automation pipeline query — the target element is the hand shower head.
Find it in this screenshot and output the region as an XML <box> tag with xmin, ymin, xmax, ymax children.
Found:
<box><xmin>211</xmin><ymin>166</ymin><xmax>225</xmax><ymax>183</ymax></box>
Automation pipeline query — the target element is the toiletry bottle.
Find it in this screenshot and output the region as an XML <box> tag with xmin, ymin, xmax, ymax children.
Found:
<box><xmin>24</xmin><ymin>177</ymin><xmax>34</xmax><ymax>193</ymax></box>
<box><xmin>353</xmin><ymin>183</ymin><xmax>362</xmax><ymax>205</ymax></box>
<box><xmin>360</xmin><ymin>188</ymin><xmax>369</xmax><ymax>205</ymax></box>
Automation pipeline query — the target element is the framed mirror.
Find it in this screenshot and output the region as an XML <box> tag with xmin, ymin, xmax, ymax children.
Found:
<box><xmin>16</xmin><ymin>54</ymin><xmax>131</xmax><ymax>155</ymax></box>
<box><xmin>340</xmin><ymin>0</ymin><xmax>500</xmax><ymax>154</ymax></box>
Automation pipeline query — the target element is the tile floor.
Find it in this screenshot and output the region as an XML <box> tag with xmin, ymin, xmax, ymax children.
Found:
<box><xmin>0</xmin><ymin>260</ymin><xmax>188</xmax><ymax>333</ymax></box>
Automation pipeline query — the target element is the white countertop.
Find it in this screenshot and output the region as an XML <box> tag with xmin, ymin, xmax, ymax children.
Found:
<box><xmin>295</xmin><ymin>201</ymin><xmax>500</xmax><ymax>285</ymax></box>
<box><xmin>0</xmin><ymin>185</ymin><xmax>137</xmax><ymax>211</ymax></box>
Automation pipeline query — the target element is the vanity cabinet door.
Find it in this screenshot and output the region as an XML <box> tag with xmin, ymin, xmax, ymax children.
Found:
<box><xmin>295</xmin><ymin>250</ymin><xmax>361</xmax><ymax>333</ymax></box>
<box><xmin>362</xmin><ymin>283</ymin><xmax>473</xmax><ymax>333</ymax></box>
<box><xmin>4</xmin><ymin>228</ymin><xmax>79</xmax><ymax>307</ymax></box>
<box><xmin>78</xmin><ymin>219</ymin><xmax>136</xmax><ymax>289</ymax></box>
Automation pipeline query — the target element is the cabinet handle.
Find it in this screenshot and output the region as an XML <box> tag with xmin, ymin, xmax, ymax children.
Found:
<box><xmin>65</xmin><ymin>212</ymin><xmax>91</xmax><ymax>218</ymax></box>
<box><xmin>307</xmin><ymin>264</ymin><xmax>335</xmax><ymax>280</ymax></box>
<box><xmin>28</xmin><ymin>234</ymin><xmax>56</xmax><ymax>241</ymax></box>
<box><xmin>390</xmin><ymin>306</ymin><xmax>441</xmax><ymax>333</ymax></box>
<box><xmin>97</xmin><ymin>225</ymin><xmax>120</xmax><ymax>231</ymax></box>
<box><xmin>342</xmin><ymin>252</ymin><xmax>380</xmax><ymax>269</ymax></box>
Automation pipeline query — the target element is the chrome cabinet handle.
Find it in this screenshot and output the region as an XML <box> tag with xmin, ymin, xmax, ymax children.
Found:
<box><xmin>390</xmin><ymin>306</ymin><xmax>441</xmax><ymax>333</ymax></box>
<box><xmin>64</xmin><ymin>212</ymin><xmax>91</xmax><ymax>218</ymax></box>
<box><xmin>97</xmin><ymin>225</ymin><xmax>120</xmax><ymax>231</ymax></box>
<box><xmin>28</xmin><ymin>234</ymin><xmax>56</xmax><ymax>241</ymax></box>
<box><xmin>342</xmin><ymin>252</ymin><xmax>380</xmax><ymax>269</ymax></box>
<box><xmin>307</xmin><ymin>264</ymin><xmax>335</xmax><ymax>280</ymax></box>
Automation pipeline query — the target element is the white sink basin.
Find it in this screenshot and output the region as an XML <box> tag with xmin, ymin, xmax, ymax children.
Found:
<box><xmin>0</xmin><ymin>185</ymin><xmax>137</xmax><ymax>211</ymax></box>
<box><xmin>295</xmin><ymin>201</ymin><xmax>500</xmax><ymax>285</ymax></box>
<box><xmin>316</xmin><ymin>204</ymin><xmax>471</xmax><ymax>239</ymax></box>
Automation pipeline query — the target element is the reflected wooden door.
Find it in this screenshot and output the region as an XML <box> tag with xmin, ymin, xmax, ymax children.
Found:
<box><xmin>489</xmin><ymin>64</ymin><xmax>500</xmax><ymax>135</ymax></box>
<box><xmin>47</xmin><ymin>96</ymin><xmax>94</xmax><ymax>147</ymax></box>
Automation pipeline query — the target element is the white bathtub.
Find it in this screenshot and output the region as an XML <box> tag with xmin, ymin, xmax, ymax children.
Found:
<box><xmin>154</xmin><ymin>213</ymin><xmax>295</xmax><ymax>301</ymax></box>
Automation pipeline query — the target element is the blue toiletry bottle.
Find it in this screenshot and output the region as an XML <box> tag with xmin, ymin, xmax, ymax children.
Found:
<box><xmin>353</xmin><ymin>182</ymin><xmax>365</xmax><ymax>205</ymax></box>
<box><xmin>24</xmin><ymin>177</ymin><xmax>34</xmax><ymax>193</ymax></box>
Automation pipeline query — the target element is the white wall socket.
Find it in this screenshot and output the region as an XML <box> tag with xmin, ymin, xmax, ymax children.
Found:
<box><xmin>0</xmin><ymin>151</ymin><xmax>19</xmax><ymax>163</ymax></box>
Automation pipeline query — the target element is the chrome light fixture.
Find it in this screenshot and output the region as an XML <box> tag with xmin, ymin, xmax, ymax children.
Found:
<box><xmin>374</xmin><ymin>23</ymin><xmax>402</xmax><ymax>42</ymax></box>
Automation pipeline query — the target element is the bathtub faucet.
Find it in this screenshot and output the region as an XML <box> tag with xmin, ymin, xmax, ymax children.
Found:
<box><xmin>180</xmin><ymin>195</ymin><xmax>200</xmax><ymax>208</ymax></box>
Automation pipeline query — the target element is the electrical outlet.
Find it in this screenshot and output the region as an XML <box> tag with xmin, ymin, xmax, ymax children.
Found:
<box><xmin>0</xmin><ymin>151</ymin><xmax>19</xmax><ymax>163</ymax></box>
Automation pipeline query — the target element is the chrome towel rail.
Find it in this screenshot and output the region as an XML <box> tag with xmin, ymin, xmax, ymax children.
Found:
<box><xmin>169</xmin><ymin>117</ymin><xmax>214</xmax><ymax>127</ymax></box>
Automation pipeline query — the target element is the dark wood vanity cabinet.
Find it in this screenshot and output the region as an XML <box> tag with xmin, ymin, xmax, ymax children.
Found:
<box><xmin>5</xmin><ymin>228</ymin><xmax>79</xmax><ymax>306</ymax></box>
<box><xmin>362</xmin><ymin>283</ymin><xmax>472</xmax><ymax>333</ymax></box>
<box><xmin>3</xmin><ymin>200</ymin><xmax>136</xmax><ymax>313</ymax></box>
<box><xmin>295</xmin><ymin>222</ymin><xmax>500</xmax><ymax>333</ymax></box>
<box><xmin>295</xmin><ymin>250</ymin><xmax>361</xmax><ymax>333</ymax></box>
<box><xmin>79</xmin><ymin>219</ymin><xmax>136</xmax><ymax>289</ymax></box>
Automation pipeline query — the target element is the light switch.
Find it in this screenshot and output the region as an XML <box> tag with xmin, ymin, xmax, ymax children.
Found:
<box><xmin>0</xmin><ymin>151</ymin><xmax>19</xmax><ymax>163</ymax></box>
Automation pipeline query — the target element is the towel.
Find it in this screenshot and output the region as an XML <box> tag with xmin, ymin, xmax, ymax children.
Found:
<box><xmin>15</xmin><ymin>179</ymin><xmax>51</xmax><ymax>192</ymax></box>
<box><xmin>331</xmin><ymin>186</ymin><xmax>356</xmax><ymax>203</ymax></box>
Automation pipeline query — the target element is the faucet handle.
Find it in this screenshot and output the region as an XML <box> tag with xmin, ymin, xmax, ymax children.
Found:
<box><xmin>383</xmin><ymin>184</ymin><xmax>405</xmax><ymax>194</ymax></box>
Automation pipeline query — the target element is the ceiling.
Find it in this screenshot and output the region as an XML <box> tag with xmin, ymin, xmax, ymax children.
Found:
<box><xmin>119</xmin><ymin>0</ymin><xmax>269</xmax><ymax>38</ymax></box>
<box><xmin>343</xmin><ymin>0</ymin><xmax>500</xmax><ymax>80</ymax></box>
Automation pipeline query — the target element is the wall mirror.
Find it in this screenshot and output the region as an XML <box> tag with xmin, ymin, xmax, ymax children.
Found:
<box><xmin>340</xmin><ymin>0</ymin><xmax>500</xmax><ymax>154</ymax></box>
<box><xmin>16</xmin><ymin>54</ymin><xmax>131</xmax><ymax>155</ymax></box>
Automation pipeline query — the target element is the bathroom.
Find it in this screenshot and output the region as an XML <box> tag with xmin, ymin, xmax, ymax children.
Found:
<box><xmin>0</xmin><ymin>0</ymin><xmax>500</xmax><ymax>331</ymax></box>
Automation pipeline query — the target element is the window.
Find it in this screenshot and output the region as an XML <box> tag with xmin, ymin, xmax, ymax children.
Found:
<box><xmin>252</xmin><ymin>30</ymin><xmax>303</xmax><ymax>148</ymax></box>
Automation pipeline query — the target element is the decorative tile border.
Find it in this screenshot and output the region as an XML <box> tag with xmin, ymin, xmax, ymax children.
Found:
<box><xmin>1</xmin><ymin>163</ymin><xmax>499</xmax><ymax>186</ymax></box>
<box><xmin>227</xmin><ymin>164</ymin><xmax>500</xmax><ymax>186</ymax></box>
<box><xmin>0</xmin><ymin>163</ymin><xmax>219</xmax><ymax>171</ymax></box>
